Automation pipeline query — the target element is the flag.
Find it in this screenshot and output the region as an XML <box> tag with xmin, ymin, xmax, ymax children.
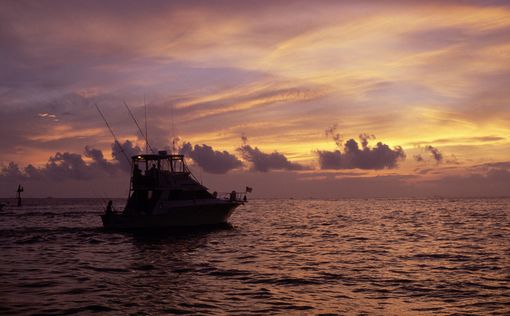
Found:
<box><xmin>246</xmin><ymin>186</ymin><xmax>253</xmax><ymax>193</ymax></box>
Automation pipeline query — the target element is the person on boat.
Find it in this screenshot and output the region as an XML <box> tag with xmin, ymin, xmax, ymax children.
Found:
<box><xmin>149</xmin><ymin>164</ymin><xmax>158</xmax><ymax>176</ymax></box>
<box><xmin>230</xmin><ymin>190</ymin><xmax>237</xmax><ymax>202</ymax></box>
<box><xmin>105</xmin><ymin>200</ymin><xmax>113</xmax><ymax>215</ymax></box>
<box><xmin>133</xmin><ymin>164</ymin><xmax>142</xmax><ymax>183</ymax></box>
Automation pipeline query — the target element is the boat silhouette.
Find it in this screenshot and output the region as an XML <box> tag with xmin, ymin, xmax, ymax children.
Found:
<box><xmin>101</xmin><ymin>151</ymin><xmax>245</xmax><ymax>229</ymax></box>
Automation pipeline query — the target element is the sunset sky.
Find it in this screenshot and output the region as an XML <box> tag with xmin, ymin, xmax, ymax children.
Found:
<box><xmin>1</xmin><ymin>0</ymin><xmax>509</xmax><ymax>198</ymax></box>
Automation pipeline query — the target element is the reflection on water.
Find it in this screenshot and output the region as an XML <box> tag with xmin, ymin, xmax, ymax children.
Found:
<box><xmin>0</xmin><ymin>198</ymin><xmax>509</xmax><ymax>315</ymax></box>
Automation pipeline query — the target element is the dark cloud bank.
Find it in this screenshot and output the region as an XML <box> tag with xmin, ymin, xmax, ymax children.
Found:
<box><xmin>238</xmin><ymin>145</ymin><xmax>308</xmax><ymax>172</ymax></box>
<box><xmin>0</xmin><ymin>132</ymin><xmax>408</xmax><ymax>184</ymax></box>
<box><xmin>180</xmin><ymin>142</ymin><xmax>243</xmax><ymax>174</ymax></box>
<box><xmin>0</xmin><ymin>139</ymin><xmax>310</xmax><ymax>183</ymax></box>
<box><xmin>2</xmin><ymin>138</ymin><xmax>509</xmax><ymax>198</ymax></box>
<box><xmin>0</xmin><ymin>140</ymin><xmax>142</xmax><ymax>181</ymax></box>
<box><xmin>179</xmin><ymin>141</ymin><xmax>309</xmax><ymax>173</ymax></box>
<box><xmin>317</xmin><ymin>135</ymin><xmax>406</xmax><ymax>170</ymax></box>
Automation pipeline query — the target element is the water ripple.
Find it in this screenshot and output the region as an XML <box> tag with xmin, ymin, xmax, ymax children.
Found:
<box><xmin>0</xmin><ymin>198</ymin><xmax>509</xmax><ymax>314</ymax></box>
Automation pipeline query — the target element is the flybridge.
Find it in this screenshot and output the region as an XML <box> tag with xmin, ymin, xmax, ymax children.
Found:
<box><xmin>133</xmin><ymin>151</ymin><xmax>180</xmax><ymax>160</ymax></box>
<box><xmin>132</xmin><ymin>151</ymin><xmax>189</xmax><ymax>174</ymax></box>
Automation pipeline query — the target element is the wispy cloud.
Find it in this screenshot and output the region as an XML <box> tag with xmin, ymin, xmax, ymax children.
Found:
<box><xmin>1</xmin><ymin>1</ymin><xmax>510</xmax><ymax>196</ymax></box>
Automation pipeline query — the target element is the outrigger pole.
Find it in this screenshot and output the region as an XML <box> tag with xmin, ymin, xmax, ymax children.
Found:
<box><xmin>122</xmin><ymin>100</ymin><xmax>155</xmax><ymax>154</ymax></box>
<box><xmin>144</xmin><ymin>95</ymin><xmax>148</xmax><ymax>155</ymax></box>
<box><xmin>94</xmin><ymin>103</ymin><xmax>132</xmax><ymax>167</ymax></box>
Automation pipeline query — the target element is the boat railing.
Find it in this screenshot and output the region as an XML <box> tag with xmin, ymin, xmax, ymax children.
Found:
<box><xmin>218</xmin><ymin>191</ymin><xmax>247</xmax><ymax>202</ymax></box>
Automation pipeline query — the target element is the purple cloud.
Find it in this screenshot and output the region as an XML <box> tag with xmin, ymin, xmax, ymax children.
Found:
<box><xmin>0</xmin><ymin>141</ymin><xmax>139</xmax><ymax>182</ymax></box>
<box><xmin>180</xmin><ymin>142</ymin><xmax>243</xmax><ymax>174</ymax></box>
<box><xmin>317</xmin><ymin>136</ymin><xmax>406</xmax><ymax>170</ymax></box>
<box><xmin>424</xmin><ymin>145</ymin><xmax>443</xmax><ymax>163</ymax></box>
<box><xmin>111</xmin><ymin>140</ymin><xmax>142</xmax><ymax>172</ymax></box>
<box><xmin>238</xmin><ymin>144</ymin><xmax>308</xmax><ymax>172</ymax></box>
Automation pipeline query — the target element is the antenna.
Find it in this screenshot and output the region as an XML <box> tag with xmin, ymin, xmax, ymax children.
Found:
<box><xmin>144</xmin><ymin>95</ymin><xmax>148</xmax><ymax>155</ymax></box>
<box><xmin>123</xmin><ymin>100</ymin><xmax>154</xmax><ymax>154</ymax></box>
<box><xmin>171</xmin><ymin>102</ymin><xmax>176</xmax><ymax>154</ymax></box>
<box><xmin>94</xmin><ymin>103</ymin><xmax>132</xmax><ymax>167</ymax></box>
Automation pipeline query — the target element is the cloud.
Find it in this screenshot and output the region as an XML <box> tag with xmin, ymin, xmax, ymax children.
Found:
<box><xmin>416</xmin><ymin>168</ymin><xmax>433</xmax><ymax>175</ymax></box>
<box><xmin>420</xmin><ymin>167</ymin><xmax>510</xmax><ymax>197</ymax></box>
<box><xmin>84</xmin><ymin>145</ymin><xmax>114</xmax><ymax>173</ymax></box>
<box><xmin>241</xmin><ymin>134</ymin><xmax>248</xmax><ymax>145</ymax></box>
<box><xmin>414</xmin><ymin>154</ymin><xmax>425</xmax><ymax>162</ymax></box>
<box><xmin>325</xmin><ymin>124</ymin><xmax>342</xmax><ymax>147</ymax></box>
<box><xmin>473</xmin><ymin>136</ymin><xmax>506</xmax><ymax>142</ymax></box>
<box><xmin>410</xmin><ymin>136</ymin><xmax>505</xmax><ymax>146</ymax></box>
<box><xmin>317</xmin><ymin>135</ymin><xmax>406</xmax><ymax>170</ymax></box>
<box><xmin>0</xmin><ymin>142</ymin><xmax>134</xmax><ymax>182</ymax></box>
<box><xmin>44</xmin><ymin>152</ymin><xmax>92</xmax><ymax>180</ymax></box>
<box><xmin>172</xmin><ymin>84</ymin><xmax>328</xmax><ymax>122</ymax></box>
<box><xmin>474</xmin><ymin>161</ymin><xmax>510</xmax><ymax>169</ymax></box>
<box><xmin>111</xmin><ymin>140</ymin><xmax>141</xmax><ymax>172</ymax></box>
<box><xmin>424</xmin><ymin>145</ymin><xmax>443</xmax><ymax>163</ymax></box>
<box><xmin>1</xmin><ymin>153</ymin><xmax>93</xmax><ymax>181</ymax></box>
<box><xmin>359</xmin><ymin>133</ymin><xmax>375</xmax><ymax>149</ymax></box>
<box><xmin>0</xmin><ymin>162</ymin><xmax>26</xmax><ymax>180</ymax></box>
<box><xmin>0</xmin><ymin>140</ymin><xmax>244</xmax><ymax>182</ymax></box>
<box><xmin>179</xmin><ymin>142</ymin><xmax>243</xmax><ymax>174</ymax></box>
<box><xmin>1</xmin><ymin>0</ymin><xmax>510</xmax><ymax>198</ymax></box>
<box><xmin>485</xmin><ymin>168</ymin><xmax>510</xmax><ymax>182</ymax></box>
<box><xmin>238</xmin><ymin>144</ymin><xmax>308</xmax><ymax>172</ymax></box>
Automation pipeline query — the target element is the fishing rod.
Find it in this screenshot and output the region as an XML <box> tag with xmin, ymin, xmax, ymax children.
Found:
<box><xmin>94</xmin><ymin>103</ymin><xmax>132</xmax><ymax>168</ymax></box>
<box><xmin>122</xmin><ymin>100</ymin><xmax>155</xmax><ymax>154</ymax></box>
<box><xmin>144</xmin><ymin>95</ymin><xmax>148</xmax><ymax>155</ymax></box>
<box><xmin>171</xmin><ymin>102</ymin><xmax>176</xmax><ymax>154</ymax></box>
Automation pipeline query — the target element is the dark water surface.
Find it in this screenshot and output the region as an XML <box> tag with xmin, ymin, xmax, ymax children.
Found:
<box><xmin>0</xmin><ymin>198</ymin><xmax>509</xmax><ymax>315</ymax></box>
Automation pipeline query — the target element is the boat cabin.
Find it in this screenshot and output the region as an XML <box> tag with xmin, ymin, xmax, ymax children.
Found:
<box><xmin>124</xmin><ymin>151</ymin><xmax>215</xmax><ymax>214</ymax></box>
<box><xmin>131</xmin><ymin>151</ymin><xmax>190</xmax><ymax>188</ymax></box>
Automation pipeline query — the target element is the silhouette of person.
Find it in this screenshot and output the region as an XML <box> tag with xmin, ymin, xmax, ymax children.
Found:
<box><xmin>105</xmin><ymin>200</ymin><xmax>113</xmax><ymax>215</ymax></box>
<box><xmin>230</xmin><ymin>190</ymin><xmax>237</xmax><ymax>202</ymax></box>
<box><xmin>149</xmin><ymin>164</ymin><xmax>157</xmax><ymax>176</ymax></box>
<box><xmin>133</xmin><ymin>164</ymin><xmax>142</xmax><ymax>183</ymax></box>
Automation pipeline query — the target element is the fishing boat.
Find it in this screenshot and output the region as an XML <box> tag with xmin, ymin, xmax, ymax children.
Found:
<box><xmin>101</xmin><ymin>151</ymin><xmax>247</xmax><ymax>229</ymax></box>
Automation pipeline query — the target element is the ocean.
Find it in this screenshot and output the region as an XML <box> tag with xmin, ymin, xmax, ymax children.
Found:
<box><xmin>0</xmin><ymin>198</ymin><xmax>509</xmax><ymax>315</ymax></box>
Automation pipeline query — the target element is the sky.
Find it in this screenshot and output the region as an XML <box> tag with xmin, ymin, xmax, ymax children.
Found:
<box><xmin>1</xmin><ymin>0</ymin><xmax>509</xmax><ymax>198</ymax></box>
